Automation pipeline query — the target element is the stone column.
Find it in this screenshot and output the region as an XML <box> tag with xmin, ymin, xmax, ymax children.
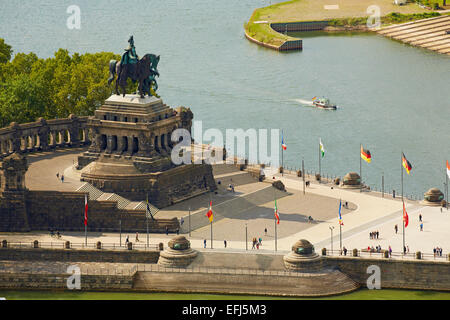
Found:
<box><xmin>116</xmin><ymin>136</ymin><xmax>124</xmax><ymax>154</ymax></box>
<box><xmin>124</xmin><ymin>136</ymin><xmax>133</xmax><ymax>155</ymax></box>
<box><xmin>105</xmin><ymin>135</ymin><xmax>113</xmax><ymax>153</ymax></box>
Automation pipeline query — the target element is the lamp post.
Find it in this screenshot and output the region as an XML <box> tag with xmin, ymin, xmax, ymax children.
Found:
<box><xmin>329</xmin><ymin>226</ymin><xmax>334</xmax><ymax>254</ymax></box>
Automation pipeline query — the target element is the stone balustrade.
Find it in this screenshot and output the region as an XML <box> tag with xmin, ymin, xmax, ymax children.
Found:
<box><xmin>0</xmin><ymin>115</ymin><xmax>90</xmax><ymax>158</ymax></box>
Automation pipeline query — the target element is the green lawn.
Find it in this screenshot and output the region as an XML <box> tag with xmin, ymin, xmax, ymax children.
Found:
<box><xmin>1</xmin><ymin>289</ymin><xmax>450</xmax><ymax>300</ymax></box>
<box><xmin>244</xmin><ymin>0</ymin><xmax>442</xmax><ymax>48</ymax></box>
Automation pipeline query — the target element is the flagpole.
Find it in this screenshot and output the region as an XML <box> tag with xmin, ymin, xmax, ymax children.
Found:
<box><xmin>210</xmin><ymin>193</ymin><xmax>213</xmax><ymax>249</ymax></box>
<box><xmin>85</xmin><ymin>224</ymin><xmax>87</xmax><ymax>246</ymax></box>
<box><xmin>281</xmin><ymin>130</ymin><xmax>284</xmax><ymax>177</ymax></box>
<box><xmin>339</xmin><ymin>198</ymin><xmax>342</xmax><ymax>253</ymax></box>
<box><xmin>146</xmin><ymin>193</ymin><xmax>149</xmax><ymax>248</ymax></box>
<box><xmin>274</xmin><ymin>189</ymin><xmax>277</xmax><ymax>252</ymax></box>
<box><xmin>401</xmin><ymin>153</ymin><xmax>405</xmax><ymax>255</ymax></box>
<box><xmin>302</xmin><ymin>159</ymin><xmax>305</xmax><ymax>195</ymax></box>
<box><xmin>319</xmin><ymin>139</ymin><xmax>321</xmax><ymax>184</ymax></box>
<box><xmin>446</xmin><ymin>161</ymin><xmax>448</xmax><ymax>211</ymax></box>
<box><xmin>188</xmin><ymin>206</ymin><xmax>191</xmax><ymax>237</ymax></box>
<box><xmin>360</xmin><ymin>144</ymin><xmax>362</xmax><ymax>193</ymax></box>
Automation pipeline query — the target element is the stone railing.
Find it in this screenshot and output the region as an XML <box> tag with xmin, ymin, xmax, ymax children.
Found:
<box><xmin>0</xmin><ymin>115</ymin><xmax>90</xmax><ymax>158</ymax></box>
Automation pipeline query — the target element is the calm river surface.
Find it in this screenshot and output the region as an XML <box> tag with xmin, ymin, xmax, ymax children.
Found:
<box><xmin>1</xmin><ymin>0</ymin><xmax>449</xmax><ymax>197</ymax></box>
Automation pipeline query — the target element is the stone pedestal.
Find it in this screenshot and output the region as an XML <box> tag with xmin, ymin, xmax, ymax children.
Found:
<box><xmin>158</xmin><ymin>236</ymin><xmax>198</xmax><ymax>267</ymax></box>
<box><xmin>77</xmin><ymin>95</ymin><xmax>216</xmax><ymax>207</ymax></box>
<box><xmin>283</xmin><ymin>239</ymin><xmax>323</xmax><ymax>272</ymax></box>
<box><xmin>422</xmin><ymin>188</ymin><xmax>445</xmax><ymax>206</ymax></box>
<box><xmin>342</xmin><ymin>172</ymin><xmax>361</xmax><ymax>189</ymax></box>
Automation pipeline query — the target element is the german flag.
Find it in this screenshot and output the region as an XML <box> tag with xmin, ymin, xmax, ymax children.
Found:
<box><xmin>361</xmin><ymin>146</ymin><xmax>372</xmax><ymax>163</ymax></box>
<box><xmin>402</xmin><ymin>153</ymin><xmax>412</xmax><ymax>175</ymax></box>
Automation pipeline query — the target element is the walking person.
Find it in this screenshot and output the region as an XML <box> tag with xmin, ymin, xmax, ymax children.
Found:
<box><xmin>420</xmin><ymin>222</ymin><xmax>423</xmax><ymax>231</ymax></box>
<box><xmin>258</xmin><ymin>237</ymin><xmax>262</xmax><ymax>246</ymax></box>
<box><xmin>135</xmin><ymin>232</ymin><xmax>139</xmax><ymax>242</ymax></box>
<box><xmin>224</xmin><ymin>239</ymin><xmax>227</xmax><ymax>248</ymax></box>
<box><xmin>395</xmin><ymin>224</ymin><xmax>398</xmax><ymax>234</ymax></box>
<box><xmin>388</xmin><ymin>245</ymin><xmax>392</xmax><ymax>258</ymax></box>
<box><xmin>61</xmin><ymin>174</ymin><xmax>64</xmax><ymax>183</ymax></box>
<box><xmin>203</xmin><ymin>239</ymin><xmax>207</xmax><ymax>248</ymax></box>
<box><xmin>419</xmin><ymin>213</ymin><xmax>422</xmax><ymax>222</ymax></box>
<box><xmin>264</xmin><ymin>228</ymin><xmax>267</xmax><ymax>236</ymax></box>
<box><xmin>125</xmin><ymin>235</ymin><xmax>129</xmax><ymax>245</ymax></box>
<box><xmin>165</xmin><ymin>226</ymin><xmax>169</xmax><ymax>235</ymax></box>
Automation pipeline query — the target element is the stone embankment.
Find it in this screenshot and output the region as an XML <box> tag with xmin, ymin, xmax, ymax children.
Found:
<box><xmin>377</xmin><ymin>15</ymin><xmax>450</xmax><ymax>55</ymax></box>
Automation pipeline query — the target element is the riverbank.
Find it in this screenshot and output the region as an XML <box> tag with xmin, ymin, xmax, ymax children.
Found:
<box><xmin>245</xmin><ymin>0</ymin><xmax>442</xmax><ymax>51</ymax></box>
<box><xmin>1</xmin><ymin>288</ymin><xmax>450</xmax><ymax>300</ymax></box>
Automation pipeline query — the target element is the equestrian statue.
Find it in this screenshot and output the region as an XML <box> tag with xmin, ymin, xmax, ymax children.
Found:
<box><xmin>108</xmin><ymin>36</ymin><xmax>160</xmax><ymax>98</ymax></box>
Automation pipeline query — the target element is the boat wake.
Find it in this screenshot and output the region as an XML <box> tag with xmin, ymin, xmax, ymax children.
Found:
<box><xmin>292</xmin><ymin>98</ymin><xmax>314</xmax><ymax>106</ymax></box>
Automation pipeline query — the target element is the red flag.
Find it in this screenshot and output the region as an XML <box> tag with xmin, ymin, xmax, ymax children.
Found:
<box><xmin>84</xmin><ymin>194</ymin><xmax>88</xmax><ymax>226</ymax></box>
<box><xmin>403</xmin><ymin>202</ymin><xmax>408</xmax><ymax>228</ymax></box>
<box><xmin>206</xmin><ymin>201</ymin><xmax>214</xmax><ymax>223</ymax></box>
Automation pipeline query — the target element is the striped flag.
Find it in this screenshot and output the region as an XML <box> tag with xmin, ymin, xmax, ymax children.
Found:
<box><xmin>402</xmin><ymin>153</ymin><xmax>412</xmax><ymax>175</ymax></box>
<box><xmin>338</xmin><ymin>199</ymin><xmax>343</xmax><ymax>226</ymax></box>
<box><xmin>206</xmin><ymin>201</ymin><xmax>214</xmax><ymax>223</ymax></box>
<box><xmin>403</xmin><ymin>201</ymin><xmax>409</xmax><ymax>228</ymax></box>
<box><xmin>447</xmin><ymin>160</ymin><xmax>450</xmax><ymax>179</ymax></box>
<box><xmin>361</xmin><ymin>145</ymin><xmax>372</xmax><ymax>163</ymax></box>
<box><xmin>319</xmin><ymin>139</ymin><xmax>325</xmax><ymax>158</ymax></box>
<box><xmin>274</xmin><ymin>198</ymin><xmax>280</xmax><ymax>224</ymax></box>
<box><xmin>281</xmin><ymin>131</ymin><xmax>287</xmax><ymax>150</ymax></box>
<box><xmin>84</xmin><ymin>194</ymin><xmax>88</xmax><ymax>226</ymax></box>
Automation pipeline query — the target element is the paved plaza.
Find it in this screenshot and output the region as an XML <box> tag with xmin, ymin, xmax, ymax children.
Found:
<box><xmin>3</xmin><ymin>150</ymin><xmax>448</xmax><ymax>259</ymax></box>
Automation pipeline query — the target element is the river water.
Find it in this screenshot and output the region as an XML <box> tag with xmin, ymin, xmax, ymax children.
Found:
<box><xmin>1</xmin><ymin>0</ymin><xmax>449</xmax><ymax>198</ymax></box>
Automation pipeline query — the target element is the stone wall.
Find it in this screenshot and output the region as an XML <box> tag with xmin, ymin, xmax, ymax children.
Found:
<box><xmin>324</xmin><ymin>257</ymin><xmax>450</xmax><ymax>291</ymax></box>
<box><xmin>0</xmin><ymin>273</ymin><xmax>134</xmax><ymax>290</ymax></box>
<box><xmin>0</xmin><ymin>247</ymin><xmax>160</xmax><ymax>263</ymax></box>
<box><xmin>0</xmin><ymin>190</ymin><xmax>179</xmax><ymax>232</ymax></box>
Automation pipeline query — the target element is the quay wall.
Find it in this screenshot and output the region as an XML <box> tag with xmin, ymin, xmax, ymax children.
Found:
<box><xmin>0</xmin><ymin>273</ymin><xmax>134</xmax><ymax>290</ymax></box>
<box><xmin>0</xmin><ymin>247</ymin><xmax>160</xmax><ymax>264</ymax></box>
<box><xmin>324</xmin><ymin>256</ymin><xmax>450</xmax><ymax>291</ymax></box>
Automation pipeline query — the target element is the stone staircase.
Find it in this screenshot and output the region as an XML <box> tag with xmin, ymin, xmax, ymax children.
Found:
<box><xmin>76</xmin><ymin>182</ymin><xmax>159</xmax><ymax>214</ymax></box>
<box><xmin>377</xmin><ymin>15</ymin><xmax>450</xmax><ymax>55</ymax></box>
<box><xmin>132</xmin><ymin>268</ymin><xmax>359</xmax><ymax>297</ymax></box>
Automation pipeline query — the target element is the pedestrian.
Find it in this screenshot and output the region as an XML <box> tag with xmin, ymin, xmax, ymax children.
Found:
<box><xmin>440</xmin><ymin>248</ymin><xmax>443</xmax><ymax>257</ymax></box>
<box><xmin>420</xmin><ymin>223</ymin><xmax>423</xmax><ymax>231</ymax></box>
<box><xmin>264</xmin><ymin>228</ymin><xmax>267</xmax><ymax>236</ymax></box>
<box><xmin>56</xmin><ymin>172</ymin><xmax>59</xmax><ymax>179</ymax></box>
<box><xmin>135</xmin><ymin>232</ymin><xmax>139</xmax><ymax>242</ymax></box>
<box><xmin>389</xmin><ymin>245</ymin><xmax>392</xmax><ymax>257</ymax></box>
<box><xmin>433</xmin><ymin>247</ymin><xmax>437</xmax><ymax>257</ymax></box>
<box><xmin>252</xmin><ymin>237</ymin><xmax>256</xmax><ymax>249</ymax></box>
<box><xmin>376</xmin><ymin>231</ymin><xmax>379</xmax><ymax>239</ymax></box>
<box><xmin>395</xmin><ymin>224</ymin><xmax>398</xmax><ymax>234</ymax></box>
<box><xmin>203</xmin><ymin>239</ymin><xmax>207</xmax><ymax>248</ymax></box>
<box><xmin>165</xmin><ymin>226</ymin><xmax>169</xmax><ymax>235</ymax></box>
<box><xmin>224</xmin><ymin>239</ymin><xmax>227</xmax><ymax>248</ymax></box>
<box><xmin>61</xmin><ymin>174</ymin><xmax>64</xmax><ymax>183</ymax></box>
<box><xmin>256</xmin><ymin>242</ymin><xmax>259</xmax><ymax>250</ymax></box>
<box><xmin>343</xmin><ymin>247</ymin><xmax>347</xmax><ymax>256</ymax></box>
<box><xmin>258</xmin><ymin>237</ymin><xmax>262</xmax><ymax>245</ymax></box>
<box><xmin>125</xmin><ymin>235</ymin><xmax>129</xmax><ymax>244</ymax></box>
<box><xmin>419</xmin><ymin>214</ymin><xmax>422</xmax><ymax>222</ymax></box>
<box><xmin>180</xmin><ymin>217</ymin><xmax>184</xmax><ymax>225</ymax></box>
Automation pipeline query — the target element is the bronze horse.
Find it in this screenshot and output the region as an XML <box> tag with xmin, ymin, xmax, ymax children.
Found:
<box><xmin>108</xmin><ymin>53</ymin><xmax>160</xmax><ymax>98</ymax></box>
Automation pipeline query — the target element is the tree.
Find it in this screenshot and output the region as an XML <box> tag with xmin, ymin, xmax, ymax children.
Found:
<box><xmin>0</xmin><ymin>38</ymin><xmax>13</xmax><ymax>64</ymax></box>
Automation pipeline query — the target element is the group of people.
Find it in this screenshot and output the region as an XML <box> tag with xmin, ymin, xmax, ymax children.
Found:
<box><xmin>369</xmin><ymin>230</ymin><xmax>380</xmax><ymax>240</ymax></box>
<box><xmin>433</xmin><ymin>247</ymin><xmax>443</xmax><ymax>257</ymax></box>
<box><xmin>49</xmin><ymin>229</ymin><xmax>61</xmax><ymax>239</ymax></box>
<box><xmin>56</xmin><ymin>172</ymin><xmax>64</xmax><ymax>183</ymax></box>
<box><xmin>252</xmin><ymin>237</ymin><xmax>262</xmax><ymax>249</ymax></box>
<box><xmin>366</xmin><ymin>245</ymin><xmax>384</xmax><ymax>253</ymax></box>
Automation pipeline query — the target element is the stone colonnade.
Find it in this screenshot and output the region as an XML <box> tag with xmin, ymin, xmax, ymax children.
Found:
<box><xmin>0</xmin><ymin>115</ymin><xmax>90</xmax><ymax>158</ymax></box>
